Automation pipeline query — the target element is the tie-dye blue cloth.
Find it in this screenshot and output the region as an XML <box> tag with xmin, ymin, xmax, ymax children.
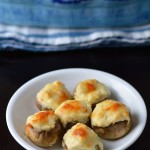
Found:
<box><xmin>0</xmin><ymin>0</ymin><xmax>150</xmax><ymax>51</ymax></box>
<box><xmin>1</xmin><ymin>0</ymin><xmax>150</xmax><ymax>28</ymax></box>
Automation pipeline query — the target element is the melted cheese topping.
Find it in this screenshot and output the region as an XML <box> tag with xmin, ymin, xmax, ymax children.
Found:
<box><xmin>55</xmin><ymin>100</ymin><xmax>92</xmax><ymax>128</ymax></box>
<box><xmin>26</xmin><ymin>110</ymin><xmax>59</xmax><ymax>131</ymax></box>
<box><xmin>36</xmin><ymin>81</ymin><xmax>72</xmax><ymax>111</ymax></box>
<box><xmin>91</xmin><ymin>100</ymin><xmax>130</xmax><ymax>127</ymax></box>
<box><xmin>74</xmin><ymin>79</ymin><xmax>110</xmax><ymax>105</ymax></box>
<box><xmin>63</xmin><ymin>123</ymin><xmax>103</xmax><ymax>150</ymax></box>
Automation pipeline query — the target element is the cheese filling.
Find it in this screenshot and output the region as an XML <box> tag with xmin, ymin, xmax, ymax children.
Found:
<box><xmin>63</xmin><ymin>123</ymin><xmax>103</xmax><ymax>150</ymax></box>
<box><xmin>55</xmin><ymin>100</ymin><xmax>92</xmax><ymax>128</ymax></box>
<box><xmin>36</xmin><ymin>81</ymin><xmax>72</xmax><ymax>111</ymax></box>
<box><xmin>26</xmin><ymin>110</ymin><xmax>59</xmax><ymax>131</ymax></box>
<box><xmin>91</xmin><ymin>100</ymin><xmax>130</xmax><ymax>128</ymax></box>
<box><xmin>74</xmin><ymin>79</ymin><xmax>110</xmax><ymax>105</ymax></box>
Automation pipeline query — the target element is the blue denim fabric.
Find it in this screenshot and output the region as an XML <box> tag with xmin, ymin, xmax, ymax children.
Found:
<box><xmin>0</xmin><ymin>0</ymin><xmax>150</xmax><ymax>51</ymax></box>
<box><xmin>0</xmin><ymin>0</ymin><xmax>150</xmax><ymax>28</ymax></box>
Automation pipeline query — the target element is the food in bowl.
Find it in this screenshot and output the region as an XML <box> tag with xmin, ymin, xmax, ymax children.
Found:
<box><xmin>74</xmin><ymin>79</ymin><xmax>110</xmax><ymax>107</ymax></box>
<box><xmin>36</xmin><ymin>81</ymin><xmax>72</xmax><ymax>111</ymax></box>
<box><xmin>55</xmin><ymin>100</ymin><xmax>92</xmax><ymax>129</ymax></box>
<box><xmin>91</xmin><ymin>99</ymin><xmax>131</xmax><ymax>139</ymax></box>
<box><xmin>25</xmin><ymin>110</ymin><xmax>62</xmax><ymax>147</ymax></box>
<box><xmin>62</xmin><ymin>123</ymin><xmax>103</xmax><ymax>150</ymax></box>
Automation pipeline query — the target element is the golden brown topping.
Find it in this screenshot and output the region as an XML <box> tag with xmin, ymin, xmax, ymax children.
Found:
<box><xmin>91</xmin><ymin>100</ymin><xmax>131</xmax><ymax>128</ymax></box>
<box><xmin>59</xmin><ymin>91</ymin><xmax>70</xmax><ymax>104</ymax></box>
<box><xmin>62</xmin><ymin>100</ymin><xmax>87</xmax><ymax>112</ymax></box>
<box><xmin>105</xmin><ymin>103</ymin><xmax>122</xmax><ymax>112</ymax></box>
<box><xmin>63</xmin><ymin>123</ymin><xmax>103</xmax><ymax>150</ymax></box>
<box><xmin>32</xmin><ymin>110</ymin><xmax>54</xmax><ymax>123</ymax></box>
<box><xmin>72</xmin><ymin>126</ymin><xmax>87</xmax><ymax>138</ymax></box>
<box><xmin>86</xmin><ymin>82</ymin><xmax>96</xmax><ymax>92</ymax></box>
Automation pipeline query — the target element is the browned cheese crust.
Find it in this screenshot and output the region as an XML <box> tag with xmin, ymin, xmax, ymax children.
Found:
<box><xmin>36</xmin><ymin>81</ymin><xmax>72</xmax><ymax>111</ymax></box>
<box><xmin>91</xmin><ymin>100</ymin><xmax>131</xmax><ymax>140</ymax></box>
<box><xmin>55</xmin><ymin>100</ymin><xmax>92</xmax><ymax>129</ymax></box>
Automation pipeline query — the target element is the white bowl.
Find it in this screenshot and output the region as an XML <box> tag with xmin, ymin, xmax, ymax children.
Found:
<box><xmin>6</xmin><ymin>68</ymin><xmax>147</xmax><ymax>150</ymax></box>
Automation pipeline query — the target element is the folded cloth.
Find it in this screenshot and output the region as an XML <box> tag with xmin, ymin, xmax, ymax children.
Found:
<box><xmin>0</xmin><ymin>0</ymin><xmax>150</xmax><ymax>51</ymax></box>
<box><xmin>1</xmin><ymin>0</ymin><xmax>150</xmax><ymax>28</ymax></box>
<box><xmin>0</xmin><ymin>23</ymin><xmax>150</xmax><ymax>51</ymax></box>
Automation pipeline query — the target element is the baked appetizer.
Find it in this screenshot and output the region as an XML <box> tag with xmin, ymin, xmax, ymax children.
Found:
<box><xmin>91</xmin><ymin>99</ymin><xmax>131</xmax><ymax>139</ymax></box>
<box><xmin>25</xmin><ymin>110</ymin><xmax>62</xmax><ymax>147</ymax></box>
<box><xmin>74</xmin><ymin>79</ymin><xmax>110</xmax><ymax>107</ymax></box>
<box><xmin>62</xmin><ymin>123</ymin><xmax>103</xmax><ymax>150</ymax></box>
<box><xmin>55</xmin><ymin>100</ymin><xmax>92</xmax><ymax>129</ymax></box>
<box><xmin>36</xmin><ymin>81</ymin><xmax>72</xmax><ymax>111</ymax></box>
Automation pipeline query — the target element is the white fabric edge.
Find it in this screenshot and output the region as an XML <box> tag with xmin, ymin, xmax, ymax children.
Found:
<box><xmin>0</xmin><ymin>24</ymin><xmax>150</xmax><ymax>46</ymax></box>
